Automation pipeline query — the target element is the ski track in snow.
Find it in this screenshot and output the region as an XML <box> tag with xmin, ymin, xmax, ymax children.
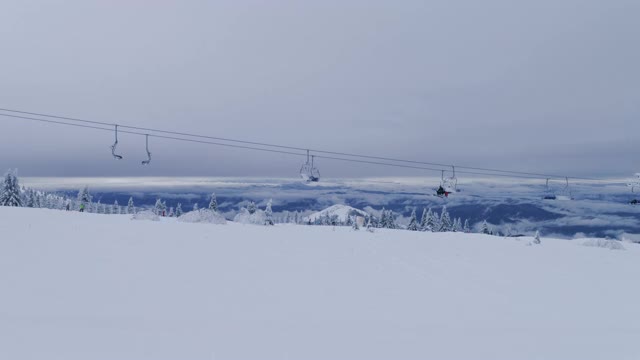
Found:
<box><xmin>1</xmin><ymin>207</ymin><xmax>639</xmax><ymax>360</ymax></box>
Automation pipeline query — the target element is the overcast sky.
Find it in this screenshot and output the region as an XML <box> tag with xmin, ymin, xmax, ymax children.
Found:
<box><xmin>0</xmin><ymin>0</ymin><xmax>638</xmax><ymax>178</ymax></box>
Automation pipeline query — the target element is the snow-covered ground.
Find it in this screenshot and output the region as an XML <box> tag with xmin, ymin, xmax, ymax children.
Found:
<box><xmin>1</xmin><ymin>207</ymin><xmax>639</xmax><ymax>360</ymax></box>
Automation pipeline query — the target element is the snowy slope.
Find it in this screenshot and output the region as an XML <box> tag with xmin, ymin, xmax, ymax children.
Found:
<box><xmin>1</xmin><ymin>207</ymin><xmax>639</xmax><ymax>360</ymax></box>
<box><xmin>305</xmin><ymin>204</ymin><xmax>368</xmax><ymax>223</ymax></box>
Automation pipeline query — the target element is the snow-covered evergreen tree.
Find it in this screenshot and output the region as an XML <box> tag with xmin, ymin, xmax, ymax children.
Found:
<box><xmin>419</xmin><ymin>208</ymin><xmax>429</xmax><ymax>231</ymax></box>
<box><xmin>127</xmin><ymin>197</ymin><xmax>134</xmax><ymax>214</ymax></box>
<box><xmin>96</xmin><ymin>200</ymin><xmax>103</xmax><ymax>214</ymax></box>
<box><xmin>168</xmin><ymin>207</ymin><xmax>174</xmax><ymax>217</ymax></box>
<box><xmin>366</xmin><ymin>218</ymin><xmax>374</xmax><ymax>232</ymax></box>
<box><xmin>113</xmin><ymin>200</ymin><xmax>119</xmax><ymax>215</ymax></box>
<box><xmin>247</xmin><ymin>201</ymin><xmax>257</xmax><ymax>214</ymax></box>
<box><xmin>208</xmin><ymin>193</ymin><xmax>218</xmax><ymax>211</ymax></box>
<box><xmin>176</xmin><ymin>203</ymin><xmax>183</xmax><ymax>217</ymax></box>
<box><xmin>426</xmin><ymin>209</ymin><xmax>438</xmax><ymax>232</ymax></box>
<box><xmin>379</xmin><ymin>208</ymin><xmax>388</xmax><ymax>228</ymax></box>
<box><xmin>345</xmin><ymin>215</ymin><xmax>353</xmax><ymax>227</ymax></box>
<box><xmin>533</xmin><ymin>230</ymin><xmax>541</xmax><ymax>244</ymax></box>
<box><xmin>25</xmin><ymin>189</ymin><xmax>35</xmax><ymax>208</ymax></box>
<box><xmin>480</xmin><ymin>220</ymin><xmax>491</xmax><ymax>235</ymax></box>
<box><xmin>352</xmin><ymin>216</ymin><xmax>360</xmax><ymax>230</ymax></box>
<box><xmin>407</xmin><ymin>209</ymin><xmax>419</xmax><ymax>231</ymax></box>
<box><xmin>438</xmin><ymin>206</ymin><xmax>452</xmax><ymax>232</ymax></box>
<box><xmin>154</xmin><ymin>199</ymin><xmax>164</xmax><ymax>215</ymax></box>
<box><xmin>0</xmin><ymin>169</ymin><xmax>22</xmax><ymax>207</ymax></box>
<box><xmin>463</xmin><ymin>219</ymin><xmax>470</xmax><ymax>233</ymax></box>
<box><xmin>264</xmin><ymin>199</ymin><xmax>274</xmax><ymax>226</ymax></box>
<box><xmin>77</xmin><ymin>186</ymin><xmax>92</xmax><ymax>210</ymax></box>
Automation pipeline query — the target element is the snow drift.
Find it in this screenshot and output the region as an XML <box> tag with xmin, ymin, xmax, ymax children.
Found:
<box><xmin>131</xmin><ymin>210</ymin><xmax>160</xmax><ymax>221</ymax></box>
<box><xmin>580</xmin><ymin>238</ymin><xmax>626</xmax><ymax>250</ymax></box>
<box><xmin>0</xmin><ymin>206</ymin><xmax>639</xmax><ymax>360</ymax></box>
<box><xmin>305</xmin><ymin>204</ymin><xmax>368</xmax><ymax>223</ymax></box>
<box><xmin>177</xmin><ymin>209</ymin><xmax>226</xmax><ymax>224</ymax></box>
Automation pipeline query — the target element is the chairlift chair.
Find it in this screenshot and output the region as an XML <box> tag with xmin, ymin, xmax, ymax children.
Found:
<box><xmin>141</xmin><ymin>134</ymin><xmax>151</xmax><ymax>165</ymax></box>
<box><xmin>542</xmin><ymin>178</ymin><xmax>557</xmax><ymax>200</ymax></box>
<box><xmin>437</xmin><ymin>166</ymin><xmax>458</xmax><ymax>197</ymax></box>
<box><xmin>300</xmin><ymin>150</ymin><xmax>320</xmax><ymax>182</ymax></box>
<box><xmin>111</xmin><ymin>125</ymin><xmax>123</xmax><ymax>160</ymax></box>
<box><xmin>543</xmin><ymin>177</ymin><xmax>573</xmax><ymax>200</ymax></box>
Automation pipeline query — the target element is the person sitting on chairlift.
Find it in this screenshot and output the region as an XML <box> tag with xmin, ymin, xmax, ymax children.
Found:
<box><xmin>437</xmin><ymin>186</ymin><xmax>449</xmax><ymax>197</ymax></box>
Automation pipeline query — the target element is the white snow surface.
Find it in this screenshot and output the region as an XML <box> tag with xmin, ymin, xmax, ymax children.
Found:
<box><xmin>305</xmin><ymin>204</ymin><xmax>368</xmax><ymax>223</ymax></box>
<box><xmin>130</xmin><ymin>210</ymin><xmax>160</xmax><ymax>221</ymax></box>
<box><xmin>177</xmin><ymin>209</ymin><xmax>227</xmax><ymax>224</ymax></box>
<box><xmin>580</xmin><ymin>238</ymin><xmax>626</xmax><ymax>250</ymax></box>
<box><xmin>1</xmin><ymin>207</ymin><xmax>639</xmax><ymax>360</ymax></box>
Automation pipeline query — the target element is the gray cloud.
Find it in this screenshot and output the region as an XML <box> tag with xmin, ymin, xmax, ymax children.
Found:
<box><xmin>1</xmin><ymin>0</ymin><xmax>639</xmax><ymax>177</ymax></box>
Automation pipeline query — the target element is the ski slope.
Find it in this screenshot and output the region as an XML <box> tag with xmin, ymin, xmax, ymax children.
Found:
<box><xmin>1</xmin><ymin>207</ymin><xmax>639</xmax><ymax>360</ymax></box>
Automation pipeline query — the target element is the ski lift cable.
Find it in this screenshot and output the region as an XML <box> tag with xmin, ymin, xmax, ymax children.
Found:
<box><xmin>0</xmin><ymin>107</ymin><xmax>600</xmax><ymax>180</ymax></box>
<box><xmin>0</xmin><ymin>110</ymin><xmax>600</xmax><ymax>181</ymax></box>
<box><xmin>0</xmin><ymin>108</ymin><xmax>598</xmax><ymax>180</ymax></box>
<box><xmin>0</xmin><ymin>112</ymin><xmax>586</xmax><ymax>180</ymax></box>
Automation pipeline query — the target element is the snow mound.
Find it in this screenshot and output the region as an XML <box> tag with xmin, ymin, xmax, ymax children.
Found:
<box><xmin>131</xmin><ymin>210</ymin><xmax>160</xmax><ymax>221</ymax></box>
<box><xmin>305</xmin><ymin>204</ymin><xmax>368</xmax><ymax>223</ymax></box>
<box><xmin>177</xmin><ymin>209</ymin><xmax>226</xmax><ymax>224</ymax></box>
<box><xmin>233</xmin><ymin>208</ymin><xmax>266</xmax><ymax>225</ymax></box>
<box><xmin>580</xmin><ymin>238</ymin><xmax>625</xmax><ymax>250</ymax></box>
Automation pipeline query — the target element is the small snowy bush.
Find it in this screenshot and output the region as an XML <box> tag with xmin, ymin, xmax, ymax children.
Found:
<box><xmin>581</xmin><ymin>239</ymin><xmax>625</xmax><ymax>251</ymax></box>
<box><xmin>178</xmin><ymin>209</ymin><xmax>226</xmax><ymax>225</ymax></box>
<box><xmin>131</xmin><ymin>210</ymin><xmax>160</xmax><ymax>222</ymax></box>
<box><xmin>234</xmin><ymin>208</ymin><xmax>266</xmax><ymax>225</ymax></box>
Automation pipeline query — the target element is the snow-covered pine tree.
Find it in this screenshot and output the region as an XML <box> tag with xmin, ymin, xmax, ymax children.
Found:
<box><xmin>113</xmin><ymin>200</ymin><xmax>119</xmax><ymax>215</ymax></box>
<box><xmin>439</xmin><ymin>206</ymin><xmax>452</xmax><ymax>232</ymax></box>
<box><xmin>366</xmin><ymin>218</ymin><xmax>375</xmax><ymax>232</ymax></box>
<box><xmin>480</xmin><ymin>220</ymin><xmax>490</xmax><ymax>235</ymax></box>
<box><xmin>264</xmin><ymin>199</ymin><xmax>274</xmax><ymax>226</ymax></box>
<box><xmin>386</xmin><ymin>210</ymin><xmax>397</xmax><ymax>229</ymax></box>
<box><xmin>34</xmin><ymin>192</ymin><xmax>42</xmax><ymax>208</ymax></box>
<box><xmin>419</xmin><ymin>208</ymin><xmax>429</xmax><ymax>231</ymax></box>
<box><xmin>534</xmin><ymin>230</ymin><xmax>541</xmax><ymax>244</ymax></box>
<box><xmin>169</xmin><ymin>207</ymin><xmax>174</xmax><ymax>217</ymax></box>
<box><xmin>127</xmin><ymin>197</ymin><xmax>134</xmax><ymax>214</ymax></box>
<box><xmin>208</xmin><ymin>193</ymin><xmax>218</xmax><ymax>211</ymax></box>
<box><xmin>25</xmin><ymin>189</ymin><xmax>35</xmax><ymax>208</ymax></box>
<box><xmin>453</xmin><ymin>218</ymin><xmax>462</xmax><ymax>232</ymax></box>
<box><xmin>379</xmin><ymin>208</ymin><xmax>388</xmax><ymax>228</ymax></box>
<box><xmin>350</xmin><ymin>216</ymin><xmax>358</xmax><ymax>230</ymax></box>
<box><xmin>154</xmin><ymin>199</ymin><xmax>164</xmax><ymax>215</ymax></box>
<box><xmin>407</xmin><ymin>209</ymin><xmax>419</xmax><ymax>231</ymax></box>
<box><xmin>247</xmin><ymin>201</ymin><xmax>256</xmax><ymax>214</ymax></box>
<box><xmin>96</xmin><ymin>200</ymin><xmax>102</xmax><ymax>214</ymax></box>
<box><xmin>77</xmin><ymin>186</ymin><xmax>92</xmax><ymax>210</ymax></box>
<box><xmin>426</xmin><ymin>209</ymin><xmax>438</xmax><ymax>232</ymax></box>
<box><xmin>0</xmin><ymin>169</ymin><xmax>23</xmax><ymax>207</ymax></box>
<box><xmin>294</xmin><ymin>211</ymin><xmax>299</xmax><ymax>224</ymax></box>
<box><xmin>176</xmin><ymin>203</ymin><xmax>183</xmax><ymax>217</ymax></box>
<box><xmin>463</xmin><ymin>219</ymin><xmax>470</xmax><ymax>233</ymax></box>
